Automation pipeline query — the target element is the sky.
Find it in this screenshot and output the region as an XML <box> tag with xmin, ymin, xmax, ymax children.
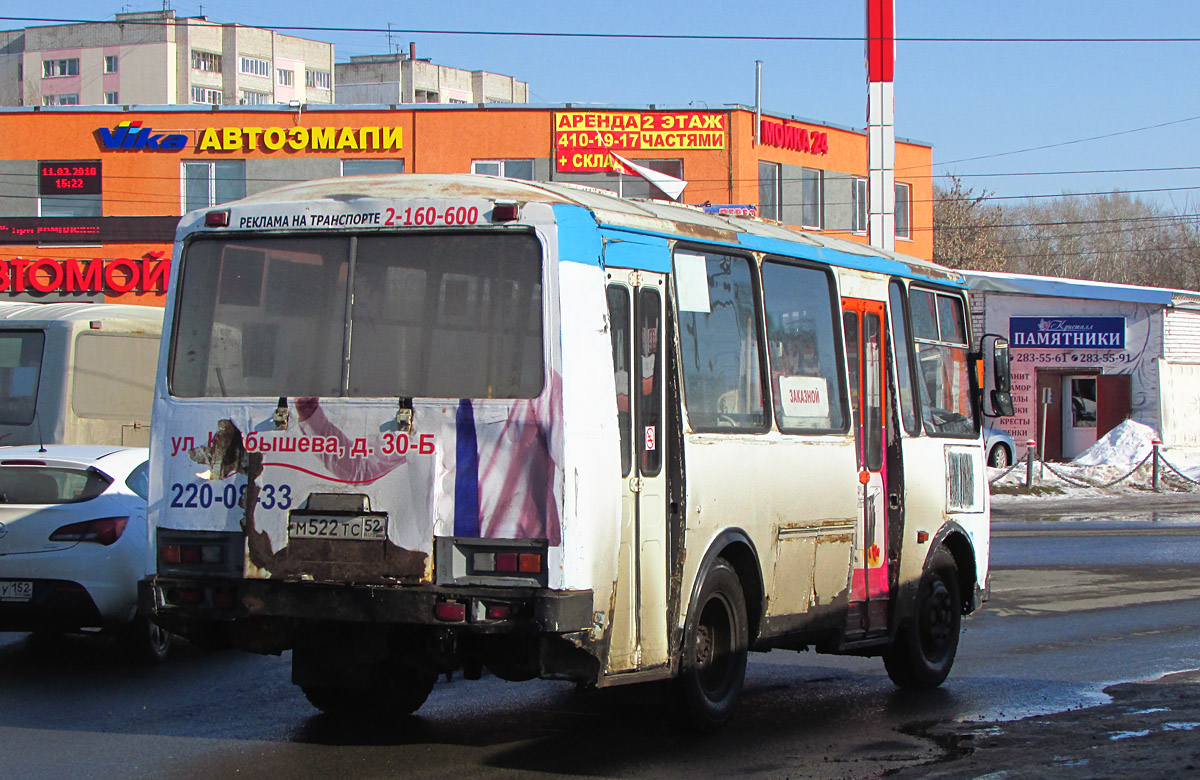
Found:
<box><xmin>7</xmin><ymin>2</ymin><xmax>1200</xmax><ymax>213</ymax></box>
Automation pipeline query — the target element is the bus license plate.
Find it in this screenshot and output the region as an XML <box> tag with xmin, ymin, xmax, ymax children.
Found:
<box><xmin>288</xmin><ymin>516</ymin><xmax>387</xmax><ymax>541</ymax></box>
<box><xmin>0</xmin><ymin>580</ymin><xmax>33</xmax><ymax>602</ymax></box>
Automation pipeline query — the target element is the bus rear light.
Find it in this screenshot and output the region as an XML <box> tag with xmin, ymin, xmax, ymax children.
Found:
<box><xmin>205</xmin><ymin>210</ymin><xmax>230</xmax><ymax>227</ymax></box>
<box><xmin>213</xmin><ymin>588</ymin><xmax>237</xmax><ymax>610</ymax></box>
<box><xmin>177</xmin><ymin>588</ymin><xmax>204</xmax><ymax>605</ymax></box>
<box><xmin>518</xmin><ymin>553</ymin><xmax>542</xmax><ymax>573</ymax></box>
<box><xmin>161</xmin><ymin>543</ymin><xmax>223</xmax><ymax>565</ymax></box>
<box><xmin>495</xmin><ymin>552</ymin><xmax>519</xmax><ymax>572</ymax></box>
<box><xmin>491</xmin><ymin>201</ymin><xmax>519</xmax><ymax>222</ymax></box>
<box><xmin>484</xmin><ymin>604</ymin><xmax>512</xmax><ymax>620</ymax></box>
<box><xmin>435</xmin><ymin>601</ymin><xmax>467</xmax><ymax>622</ymax></box>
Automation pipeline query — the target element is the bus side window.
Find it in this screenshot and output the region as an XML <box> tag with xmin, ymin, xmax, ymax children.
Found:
<box><xmin>843</xmin><ymin>310</ymin><xmax>861</xmax><ymax>458</ymax></box>
<box><xmin>761</xmin><ymin>260</ymin><xmax>845</xmax><ymax>432</ymax></box>
<box><xmin>909</xmin><ymin>288</ymin><xmax>975</xmax><ymax>437</ymax></box>
<box><xmin>888</xmin><ymin>281</ymin><xmax>921</xmax><ymax>436</ymax></box>
<box><xmin>637</xmin><ymin>287</ymin><xmax>663</xmax><ymax>476</ymax></box>
<box><xmin>606</xmin><ymin>285</ymin><xmax>633</xmax><ymax>477</ymax></box>
<box><xmin>674</xmin><ymin>250</ymin><xmax>765</xmax><ymax>431</ymax></box>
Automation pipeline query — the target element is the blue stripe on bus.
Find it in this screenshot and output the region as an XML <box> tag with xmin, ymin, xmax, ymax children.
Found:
<box><xmin>551</xmin><ymin>204</ymin><xmax>603</xmax><ymax>266</ymax></box>
<box><xmin>599</xmin><ymin>233</ymin><xmax>673</xmax><ymax>272</ymax></box>
<box><xmin>581</xmin><ymin>219</ymin><xmax>965</xmax><ymax>288</ymax></box>
<box><xmin>453</xmin><ymin>399</ymin><xmax>481</xmax><ymax>537</ymax></box>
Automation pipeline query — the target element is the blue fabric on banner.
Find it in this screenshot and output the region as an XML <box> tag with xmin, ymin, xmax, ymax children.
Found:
<box><xmin>454</xmin><ymin>399</ymin><xmax>481</xmax><ymax>537</ymax></box>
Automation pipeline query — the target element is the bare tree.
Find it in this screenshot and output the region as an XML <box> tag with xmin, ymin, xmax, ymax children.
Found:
<box><xmin>999</xmin><ymin>192</ymin><xmax>1200</xmax><ymax>290</ymax></box>
<box><xmin>933</xmin><ymin>175</ymin><xmax>1007</xmax><ymax>271</ymax></box>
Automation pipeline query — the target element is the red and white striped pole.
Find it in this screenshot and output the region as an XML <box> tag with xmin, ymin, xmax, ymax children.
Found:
<box><xmin>866</xmin><ymin>0</ymin><xmax>896</xmax><ymax>251</ymax></box>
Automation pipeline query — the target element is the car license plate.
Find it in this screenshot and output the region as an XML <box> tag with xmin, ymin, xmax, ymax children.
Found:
<box><xmin>288</xmin><ymin>515</ymin><xmax>387</xmax><ymax>541</ymax></box>
<box><xmin>0</xmin><ymin>580</ymin><xmax>33</xmax><ymax>602</ymax></box>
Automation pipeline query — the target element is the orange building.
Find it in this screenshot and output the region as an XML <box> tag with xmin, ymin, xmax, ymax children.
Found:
<box><xmin>0</xmin><ymin>104</ymin><xmax>932</xmax><ymax>306</ymax></box>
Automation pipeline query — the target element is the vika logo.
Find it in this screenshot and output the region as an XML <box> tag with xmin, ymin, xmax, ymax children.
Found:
<box><xmin>95</xmin><ymin>121</ymin><xmax>189</xmax><ymax>151</ymax></box>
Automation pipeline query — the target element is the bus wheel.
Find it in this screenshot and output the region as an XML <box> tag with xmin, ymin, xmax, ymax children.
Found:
<box><xmin>884</xmin><ymin>547</ymin><xmax>961</xmax><ymax>689</ymax></box>
<box><xmin>676</xmin><ymin>558</ymin><xmax>748</xmax><ymax>731</ymax></box>
<box><xmin>302</xmin><ymin>667</ymin><xmax>437</xmax><ymax>717</ymax></box>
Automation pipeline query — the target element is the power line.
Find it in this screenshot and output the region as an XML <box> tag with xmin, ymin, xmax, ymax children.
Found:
<box><xmin>932</xmin><ymin>165</ymin><xmax>1200</xmax><ymax>181</ymax></box>
<box><xmin>915</xmin><ymin>115</ymin><xmax>1200</xmax><ymax>169</ymax></box>
<box><xmin>5</xmin><ymin>16</ymin><xmax>1200</xmax><ymax>43</ymax></box>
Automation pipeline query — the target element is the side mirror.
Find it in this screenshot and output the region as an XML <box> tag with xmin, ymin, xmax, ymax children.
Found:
<box><xmin>980</xmin><ymin>334</ymin><xmax>1014</xmax><ymax>417</ymax></box>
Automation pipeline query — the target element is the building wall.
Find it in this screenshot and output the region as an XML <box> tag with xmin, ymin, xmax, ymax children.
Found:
<box><xmin>0</xmin><ymin>160</ymin><xmax>35</xmax><ymax>216</ymax></box>
<box><xmin>0</xmin><ymin>105</ymin><xmax>934</xmax><ymax>307</ymax></box>
<box><xmin>980</xmin><ymin>290</ymin><xmax>1166</xmax><ymax>453</ymax></box>
<box><xmin>6</xmin><ymin>15</ymin><xmax>334</xmax><ymax>107</ymax></box>
<box><xmin>1163</xmin><ymin>308</ymin><xmax>1200</xmax><ymax>362</ymax></box>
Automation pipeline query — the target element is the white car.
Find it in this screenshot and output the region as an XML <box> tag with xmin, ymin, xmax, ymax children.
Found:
<box><xmin>0</xmin><ymin>445</ymin><xmax>170</xmax><ymax>662</ymax></box>
<box><xmin>983</xmin><ymin>426</ymin><xmax>1017</xmax><ymax>468</ymax></box>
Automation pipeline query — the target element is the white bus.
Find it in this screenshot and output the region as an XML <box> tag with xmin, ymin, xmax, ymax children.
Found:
<box><xmin>0</xmin><ymin>303</ymin><xmax>161</xmax><ymax>447</ymax></box>
<box><xmin>145</xmin><ymin>174</ymin><xmax>1012</xmax><ymax>729</ymax></box>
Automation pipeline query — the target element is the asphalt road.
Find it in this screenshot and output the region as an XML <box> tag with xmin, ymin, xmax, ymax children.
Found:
<box><xmin>1</xmin><ymin>499</ymin><xmax>1197</xmax><ymax>779</ymax></box>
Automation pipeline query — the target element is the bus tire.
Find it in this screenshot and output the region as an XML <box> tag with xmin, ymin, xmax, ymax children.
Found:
<box><xmin>301</xmin><ymin>667</ymin><xmax>437</xmax><ymax>718</ymax></box>
<box><xmin>884</xmin><ymin>546</ymin><xmax>961</xmax><ymax>689</ymax></box>
<box><xmin>676</xmin><ymin>558</ymin><xmax>748</xmax><ymax>731</ymax></box>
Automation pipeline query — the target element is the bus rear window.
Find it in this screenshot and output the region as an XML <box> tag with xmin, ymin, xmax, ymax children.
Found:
<box><xmin>170</xmin><ymin>232</ymin><xmax>543</xmax><ymax>399</ymax></box>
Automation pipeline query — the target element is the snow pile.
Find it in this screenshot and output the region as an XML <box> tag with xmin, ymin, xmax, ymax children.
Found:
<box><xmin>1072</xmin><ymin>419</ymin><xmax>1159</xmax><ymax>469</ymax></box>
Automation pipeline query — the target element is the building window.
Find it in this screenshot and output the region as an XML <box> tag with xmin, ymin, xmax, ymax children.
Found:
<box><xmin>800</xmin><ymin>168</ymin><xmax>823</xmax><ymax>229</ymax></box>
<box><xmin>615</xmin><ymin>158</ymin><xmax>682</xmax><ymax>201</ymax></box>
<box><xmin>240</xmin><ymin>90</ymin><xmax>271</xmax><ymax>105</ymax></box>
<box><xmin>472</xmin><ymin>159</ymin><xmax>534</xmax><ymax>180</ymax></box>
<box><xmin>190</xmin><ymin>86</ymin><xmax>222</xmax><ymax>105</ymax></box>
<box><xmin>40</xmin><ymin>192</ymin><xmax>100</xmax><ymax>217</ymax></box>
<box><xmin>104</xmin><ymin>91</ymin><xmax>119</xmax><ymax>105</ymax></box>
<box><xmin>449</xmin><ymin>98</ymin><xmax>468</xmax><ymax>104</ymax></box>
<box><xmin>42</xmin><ymin>93</ymin><xmax>80</xmax><ymax>106</ymax></box>
<box><xmin>239</xmin><ymin>57</ymin><xmax>270</xmax><ymax>77</ymax></box>
<box><xmin>758</xmin><ymin>161</ymin><xmax>781</xmax><ymax>221</ymax></box>
<box><xmin>852</xmin><ymin>177</ymin><xmax>868</xmax><ymax>234</ymax></box>
<box><xmin>895</xmin><ymin>182</ymin><xmax>912</xmax><ymax>240</ymax></box>
<box><xmin>42</xmin><ymin>58</ymin><xmax>79</xmax><ymax>78</ymax></box>
<box><xmin>183</xmin><ymin>160</ymin><xmax>246</xmax><ymax>212</ymax></box>
<box><xmin>103</xmin><ymin>55</ymin><xmax>118</xmax><ymax>74</ymax></box>
<box><xmin>342</xmin><ymin>159</ymin><xmax>405</xmax><ymax>176</ymax></box>
<box><xmin>277</xmin><ymin>69</ymin><xmax>293</xmax><ymax>87</ymax></box>
<box><xmin>191</xmin><ymin>50</ymin><xmax>222</xmax><ymax>73</ymax></box>
<box><xmin>415</xmin><ymin>89</ymin><xmax>439</xmax><ymax>103</ymax></box>
<box><xmin>305</xmin><ymin>69</ymin><xmax>331</xmax><ymax>90</ymax></box>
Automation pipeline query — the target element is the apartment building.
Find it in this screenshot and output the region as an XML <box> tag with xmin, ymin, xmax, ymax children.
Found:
<box><xmin>335</xmin><ymin>47</ymin><xmax>527</xmax><ymax>105</ymax></box>
<box><xmin>0</xmin><ymin>10</ymin><xmax>334</xmax><ymax>107</ymax></box>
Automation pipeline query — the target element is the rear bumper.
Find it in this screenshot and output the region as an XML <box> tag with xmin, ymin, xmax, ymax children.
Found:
<box><xmin>0</xmin><ymin>579</ymin><xmax>106</xmax><ymax>631</ymax></box>
<box><xmin>144</xmin><ymin>576</ymin><xmax>594</xmax><ymax>635</ymax></box>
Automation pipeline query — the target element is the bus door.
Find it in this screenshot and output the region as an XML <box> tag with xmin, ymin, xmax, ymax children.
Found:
<box><xmin>605</xmin><ymin>271</ymin><xmax>669</xmax><ymax>673</ymax></box>
<box><xmin>841</xmin><ymin>298</ymin><xmax>890</xmax><ymax>633</ymax></box>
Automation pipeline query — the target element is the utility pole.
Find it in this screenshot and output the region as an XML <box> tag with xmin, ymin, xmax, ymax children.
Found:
<box><xmin>866</xmin><ymin>0</ymin><xmax>896</xmax><ymax>251</ymax></box>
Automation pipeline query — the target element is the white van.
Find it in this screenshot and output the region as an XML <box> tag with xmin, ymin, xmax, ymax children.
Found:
<box><xmin>0</xmin><ymin>303</ymin><xmax>162</xmax><ymax>447</ymax></box>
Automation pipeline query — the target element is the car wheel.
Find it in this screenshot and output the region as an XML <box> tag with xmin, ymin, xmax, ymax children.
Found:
<box><xmin>302</xmin><ymin>666</ymin><xmax>437</xmax><ymax>718</ymax></box>
<box><xmin>988</xmin><ymin>444</ymin><xmax>1011</xmax><ymax>468</ymax></box>
<box><xmin>883</xmin><ymin>547</ymin><xmax>961</xmax><ymax>689</ymax></box>
<box><xmin>676</xmin><ymin>558</ymin><xmax>748</xmax><ymax>731</ymax></box>
<box><xmin>118</xmin><ymin>615</ymin><xmax>172</xmax><ymax>665</ymax></box>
